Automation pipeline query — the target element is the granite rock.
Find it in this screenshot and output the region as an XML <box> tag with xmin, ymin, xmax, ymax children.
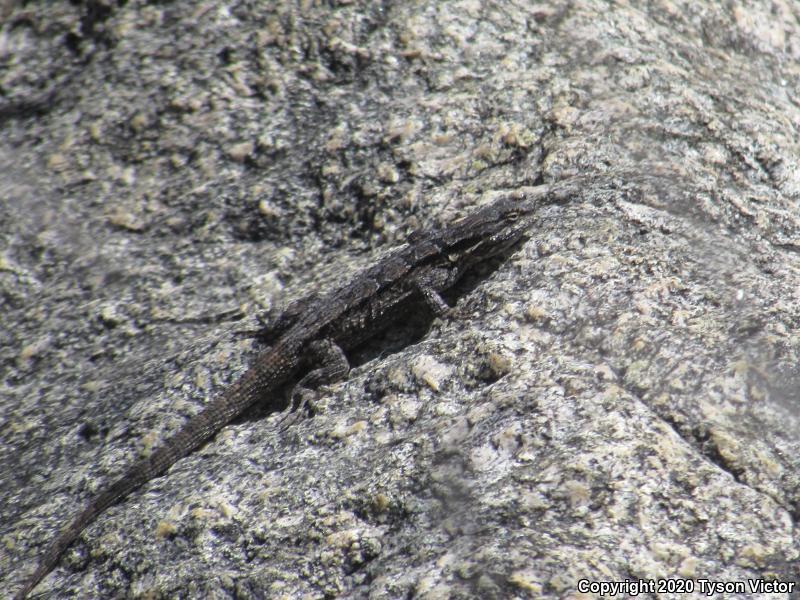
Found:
<box><xmin>2</xmin><ymin>1</ymin><xmax>800</xmax><ymax>598</ymax></box>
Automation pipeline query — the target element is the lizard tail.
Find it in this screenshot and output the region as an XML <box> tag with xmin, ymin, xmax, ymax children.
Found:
<box><xmin>13</xmin><ymin>371</ymin><xmax>269</xmax><ymax>599</ymax></box>
<box><xmin>14</xmin><ymin>468</ymin><xmax>152</xmax><ymax>600</ymax></box>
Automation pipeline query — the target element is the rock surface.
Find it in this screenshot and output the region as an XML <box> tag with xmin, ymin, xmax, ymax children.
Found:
<box><xmin>2</xmin><ymin>1</ymin><xmax>800</xmax><ymax>598</ymax></box>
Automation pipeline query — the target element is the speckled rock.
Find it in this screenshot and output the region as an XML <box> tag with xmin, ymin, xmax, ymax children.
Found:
<box><xmin>2</xmin><ymin>1</ymin><xmax>800</xmax><ymax>598</ymax></box>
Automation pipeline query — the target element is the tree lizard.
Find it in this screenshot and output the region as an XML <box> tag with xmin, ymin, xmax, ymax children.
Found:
<box><xmin>13</xmin><ymin>179</ymin><xmax>581</xmax><ymax>599</ymax></box>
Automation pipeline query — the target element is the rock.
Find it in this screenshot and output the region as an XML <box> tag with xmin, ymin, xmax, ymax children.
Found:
<box><xmin>2</xmin><ymin>1</ymin><xmax>799</xmax><ymax>598</ymax></box>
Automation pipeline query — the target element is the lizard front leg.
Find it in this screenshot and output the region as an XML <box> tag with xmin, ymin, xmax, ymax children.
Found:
<box><xmin>409</xmin><ymin>265</ymin><xmax>460</xmax><ymax>316</ymax></box>
<box><xmin>413</xmin><ymin>281</ymin><xmax>451</xmax><ymax>315</ymax></box>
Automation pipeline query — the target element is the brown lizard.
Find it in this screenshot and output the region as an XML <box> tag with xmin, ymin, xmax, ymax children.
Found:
<box><xmin>14</xmin><ymin>179</ymin><xmax>582</xmax><ymax>598</ymax></box>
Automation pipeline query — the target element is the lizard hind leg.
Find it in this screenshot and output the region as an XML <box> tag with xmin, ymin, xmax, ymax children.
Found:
<box><xmin>276</xmin><ymin>339</ymin><xmax>350</xmax><ymax>431</ymax></box>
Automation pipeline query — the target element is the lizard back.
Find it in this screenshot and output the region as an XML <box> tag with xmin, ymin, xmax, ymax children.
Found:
<box><xmin>13</xmin><ymin>179</ymin><xmax>581</xmax><ymax>599</ymax></box>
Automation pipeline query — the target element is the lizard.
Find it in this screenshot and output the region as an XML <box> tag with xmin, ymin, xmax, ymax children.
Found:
<box><xmin>13</xmin><ymin>178</ymin><xmax>582</xmax><ymax>599</ymax></box>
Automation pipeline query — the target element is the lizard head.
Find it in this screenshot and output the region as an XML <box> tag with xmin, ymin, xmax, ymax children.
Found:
<box><xmin>443</xmin><ymin>178</ymin><xmax>585</xmax><ymax>263</ymax></box>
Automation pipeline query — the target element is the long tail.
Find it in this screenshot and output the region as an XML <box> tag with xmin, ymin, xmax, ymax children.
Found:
<box><xmin>15</xmin><ymin>345</ymin><xmax>290</xmax><ymax>599</ymax></box>
<box><xmin>14</xmin><ymin>422</ymin><xmax>207</xmax><ymax>600</ymax></box>
<box><xmin>13</xmin><ymin>466</ymin><xmax>151</xmax><ymax>600</ymax></box>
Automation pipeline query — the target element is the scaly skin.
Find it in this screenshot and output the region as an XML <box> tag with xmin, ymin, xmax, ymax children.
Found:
<box><xmin>14</xmin><ymin>179</ymin><xmax>581</xmax><ymax>598</ymax></box>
